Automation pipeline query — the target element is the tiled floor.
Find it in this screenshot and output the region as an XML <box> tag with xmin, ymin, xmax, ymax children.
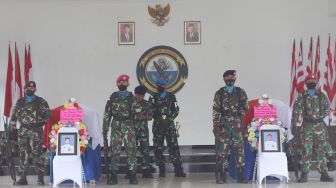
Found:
<box><xmin>0</xmin><ymin>171</ymin><xmax>335</xmax><ymax>188</ymax></box>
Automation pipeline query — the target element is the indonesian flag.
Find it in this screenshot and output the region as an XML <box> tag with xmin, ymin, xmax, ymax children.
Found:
<box><xmin>290</xmin><ymin>40</ymin><xmax>297</xmax><ymax>108</ymax></box>
<box><xmin>323</xmin><ymin>34</ymin><xmax>334</xmax><ymax>106</ymax></box>
<box><xmin>314</xmin><ymin>36</ymin><xmax>321</xmax><ymax>89</ymax></box>
<box><xmin>332</xmin><ymin>40</ymin><xmax>336</xmax><ymax>110</ymax></box>
<box><xmin>296</xmin><ymin>40</ymin><xmax>305</xmax><ymax>94</ymax></box>
<box><xmin>4</xmin><ymin>44</ymin><xmax>13</xmax><ymax>118</ymax></box>
<box><xmin>24</xmin><ymin>45</ymin><xmax>33</xmax><ymax>84</ymax></box>
<box><xmin>15</xmin><ymin>43</ymin><xmax>23</xmax><ymax>99</ymax></box>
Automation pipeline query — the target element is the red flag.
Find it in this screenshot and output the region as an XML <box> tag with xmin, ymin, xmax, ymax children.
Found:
<box><xmin>314</xmin><ymin>36</ymin><xmax>321</xmax><ymax>88</ymax></box>
<box><xmin>15</xmin><ymin>43</ymin><xmax>23</xmax><ymax>98</ymax></box>
<box><xmin>296</xmin><ymin>40</ymin><xmax>305</xmax><ymax>93</ymax></box>
<box><xmin>24</xmin><ymin>44</ymin><xmax>33</xmax><ymax>84</ymax></box>
<box><xmin>4</xmin><ymin>44</ymin><xmax>13</xmax><ymax>117</ymax></box>
<box><xmin>323</xmin><ymin>34</ymin><xmax>334</xmax><ymax>105</ymax></box>
<box><xmin>332</xmin><ymin>40</ymin><xmax>336</xmax><ymax>110</ymax></box>
<box><xmin>290</xmin><ymin>40</ymin><xmax>297</xmax><ymax>108</ymax></box>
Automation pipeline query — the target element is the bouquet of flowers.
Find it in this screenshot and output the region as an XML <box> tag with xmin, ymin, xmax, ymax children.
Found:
<box><xmin>49</xmin><ymin>98</ymin><xmax>90</xmax><ymax>154</ymax></box>
<box><xmin>246</xmin><ymin>94</ymin><xmax>287</xmax><ymax>151</ymax></box>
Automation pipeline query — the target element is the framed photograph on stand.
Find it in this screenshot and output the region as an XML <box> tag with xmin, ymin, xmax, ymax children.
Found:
<box><xmin>58</xmin><ymin>132</ymin><xmax>77</xmax><ymax>156</ymax></box>
<box><xmin>261</xmin><ymin>129</ymin><xmax>280</xmax><ymax>152</ymax></box>
<box><xmin>118</xmin><ymin>22</ymin><xmax>135</xmax><ymax>45</ymax></box>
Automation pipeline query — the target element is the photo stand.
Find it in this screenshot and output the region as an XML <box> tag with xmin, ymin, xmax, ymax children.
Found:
<box><xmin>53</xmin><ymin>127</ymin><xmax>83</xmax><ymax>187</ymax></box>
<box><xmin>257</xmin><ymin>124</ymin><xmax>289</xmax><ymax>184</ymax></box>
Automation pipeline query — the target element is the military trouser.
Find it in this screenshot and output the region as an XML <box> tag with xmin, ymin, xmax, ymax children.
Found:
<box><xmin>152</xmin><ymin>118</ymin><xmax>183</xmax><ymax>167</ymax></box>
<box><xmin>134</xmin><ymin>120</ymin><xmax>152</xmax><ymax>169</ymax></box>
<box><xmin>110</xmin><ymin>119</ymin><xmax>137</xmax><ymax>171</ymax></box>
<box><xmin>18</xmin><ymin>126</ymin><xmax>45</xmax><ymax>174</ymax></box>
<box><xmin>301</xmin><ymin>122</ymin><xmax>328</xmax><ymax>173</ymax></box>
<box><xmin>214</xmin><ymin>118</ymin><xmax>245</xmax><ymax>168</ymax></box>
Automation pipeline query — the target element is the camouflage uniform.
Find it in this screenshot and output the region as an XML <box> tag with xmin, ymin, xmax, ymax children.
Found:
<box><xmin>149</xmin><ymin>92</ymin><xmax>183</xmax><ymax>168</ymax></box>
<box><xmin>291</xmin><ymin>90</ymin><xmax>331</xmax><ymax>174</ymax></box>
<box><xmin>9</xmin><ymin>95</ymin><xmax>51</xmax><ymax>175</ymax></box>
<box><xmin>133</xmin><ymin>98</ymin><xmax>153</xmax><ymax>170</ymax></box>
<box><xmin>103</xmin><ymin>91</ymin><xmax>137</xmax><ymax>172</ymax></box>
<box><xmin>212</xmin><ymin>86</ymin><xmax>248</xmax><ymax>169</ymax></box>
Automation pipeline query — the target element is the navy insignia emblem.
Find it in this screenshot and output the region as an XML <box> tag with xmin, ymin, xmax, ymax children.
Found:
<box><xmin>136</xmin><ymin>46</ymin><xmax>188</xmax><ymax>94</ymax></box>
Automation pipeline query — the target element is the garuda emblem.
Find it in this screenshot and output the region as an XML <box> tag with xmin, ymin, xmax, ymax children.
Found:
<box><xmin>148</xmin><ymin>4</ymin><xmax>170</xmax><ymax>26</ymax></box>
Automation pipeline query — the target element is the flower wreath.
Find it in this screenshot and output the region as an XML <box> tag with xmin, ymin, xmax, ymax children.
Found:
<box><xmin>246</xmin><ymin>94</ymin><xmax>287</xmax><ymax>151</ymax></box>
<box><xmin>49</xmin><ymin>99</ymin><xmax>90</xmax><ymax>154</ymax></box>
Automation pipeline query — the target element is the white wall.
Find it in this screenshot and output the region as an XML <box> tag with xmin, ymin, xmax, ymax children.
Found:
<box><xmin>0</xmin><ymin>0</ymin><xmax>334</xmax><ymax>145</ymax></box>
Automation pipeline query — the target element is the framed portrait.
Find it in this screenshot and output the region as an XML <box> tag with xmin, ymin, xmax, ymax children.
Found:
<box><xmin>184</xmin><ymin>21</ymin><xmax>201</xmax><ymax>45</ymax></box>
<box><xmin>58</xmin><ymin>133</ymin><xmax>77</xmax><ymax>156</ymax></box>
<box><xmin>261</xmin><ymin>129</ymin><xmax>280</xmax><ymax>152</ymax></box>
<box><xmin>118</xmin><ymin>22</ymin><xmax>135</xmax><ymax>45</ymax></box>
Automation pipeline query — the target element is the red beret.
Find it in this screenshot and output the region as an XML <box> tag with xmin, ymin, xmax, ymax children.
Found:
<box><xmin>116</xmin><ymin>74</ymin><xmax>129</xmax><ymax>84</ymax></box>
<box><xmin>305</xmin><ymin>74</ymin><xmax>317</xmax><ymax>83</ymax></box>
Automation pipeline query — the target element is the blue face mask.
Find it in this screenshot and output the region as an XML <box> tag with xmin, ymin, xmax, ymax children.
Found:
<box><xmin>307</xmin><ymin>89</ymin><xmax>316</xmax><ymax>97</ymax></box>
<box><xmin>160</xmin><ymin>91</ymin><xmax>167</xmax><ymax>98</ymax></box>
<box><xmin>119</xmin><ymin>91</ymin><xmax>127</xmax><ymax>98</ymax></box>
<box><xmin>26</xmin><ymin>95</ymin><xmax>34</xmax><ymax>102</ymax></box>
<box><xmin>226</xmin><ymin>86</ymin><xmax>234</xmax><ymax>94</ymax></box>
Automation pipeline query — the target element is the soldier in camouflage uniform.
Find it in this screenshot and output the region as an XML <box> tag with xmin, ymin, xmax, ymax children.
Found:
<box><xmin>102</xmin><ymin>74</ymin><xmax>138</xmax><ymax>185</ymax></box>
<box><xmin>291</xmin><ymin>74</ymin><xmax>334</xmax><ymax>182</ymax></box>
<box><xmin>9</xmin><ymin>81</ymin><xmax>51</xmax><ymax>186</ymax></box>
<box><xmin>212</xmin><ymin>70</ymin><xmax>248</xmax><ymax>184</ymax></box>
<box><xmin>149</xmin><ymin>80</ymin><xmax>186</xmax><ymax>177</ymax></box>
<box><xmin>133</xmin><ymin>85</ymin><xmax>154</xmax><ymax>178</ymax></box>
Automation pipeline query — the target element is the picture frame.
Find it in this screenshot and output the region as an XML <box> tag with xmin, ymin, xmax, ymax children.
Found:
<box><xmin>58</xmin><ymin>132</ymin><xmax>77</xmax><ymax>156</ymax></box>
<box><xmin>261</xmin><ymin>129</ymin><xmax>280</xmax><ymax>152</ymax></box>
<box><xmin>184</xmin><ymin>21</ymin><xmax>201</xmax><ymax>45</ymax></box>
<box><xmin>118</xmin><ymin>22</ymin><xmax>135</xmax><ymax>45</ymax></box>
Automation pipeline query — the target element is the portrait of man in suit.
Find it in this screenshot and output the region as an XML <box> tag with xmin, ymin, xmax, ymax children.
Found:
<box><xmin>118</xmin><ymin>22</ymin><xmax>135</xmax><ymax>45</ymax></box>
<box><xmin>184</xmin><ymin>21</ymin><xmax>201</xmax><ymax>44</ymax></box>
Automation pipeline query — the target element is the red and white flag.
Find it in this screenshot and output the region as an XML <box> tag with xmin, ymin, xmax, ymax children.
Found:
<box><xmin>323</xmin><ymin>34</ymin><xmax>335</xmax><ymax>106</ymax></box>
<box><xmin>4</xmin><ymin>44</ymin><xmax>13</xmax><ymax>118</ymax></box>
<box><xmin>15</xmin><ymin>43</ymin><xmax>23</xmax><ymax>99</ymax></box>
<box><xmin>307</xmin><ymin>37</ymin><xmax>313</xmax><ymax>75</ymax></box>
<box><xmin>331</xmin><ymin>40</ymin><xmax>336</xmax><ymax>110</ymax></box>
<box><xmin>290</xmin><ymin>40</ymin><xmax>297</xmax><ymax>108</ymax></box>
<box><xmin>24</xmin><ymin>44</ymin><xmax>33</xmax><ymax>84</ymax></box>
<box><xmin>314</xmin><ymin>36</ymin><xmax>321</xmax><ymax>89</ymax></box>
<box><xmin>296</xmin><ymin>40</ymin><xmax>305</xmax><ymax>94</ymax></box>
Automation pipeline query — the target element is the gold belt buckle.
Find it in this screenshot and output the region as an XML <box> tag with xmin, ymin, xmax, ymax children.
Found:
<box><xmin>162</xmin><ymin>115</ymin><xmax>167</xmax><ymax>120</ymax></box>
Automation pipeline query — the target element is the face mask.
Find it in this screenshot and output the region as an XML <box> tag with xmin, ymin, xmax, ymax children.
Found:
<box><xmin>225</xmin><ymin>79</ymin><xmax>235</xmax><ymax>86</ymax></box>
<box><xmin>118</xmin><ymin>85</ymin><xmax>127</xmax><ymax>91</ymax></box>
<box><xmin>226</xmin><ymin>86</ymin><xmax>234</xmax><ymax>94</ymax></box>
<box><xmin>306</xmin><ymin>83</ymin><xmax>316</xmax><ymax>90</ymax></box>
<box><xmin>157</xmin><ymin>86</ymin><xmax>165</xmax><ymax>93</ymax></box>
<box><xmin>26</xmin><ymin>90</ymin><xmax>35</xmax><ymax>96</ymax></box>
<box><xmin>307</xmin><ymin>89</ymin><xmax>316</xmax><ymax>97</ymax></box>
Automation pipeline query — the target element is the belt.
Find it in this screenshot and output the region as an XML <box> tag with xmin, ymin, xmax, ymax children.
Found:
<box><xmin>113</xmin><ymin>116</ymin><xmax>131</xmax><ymax>121</ymax></box>
<box><xmin>303</xmin><ymin>118</ymin><xmax>323</xmax><ymax>123</ymax></box>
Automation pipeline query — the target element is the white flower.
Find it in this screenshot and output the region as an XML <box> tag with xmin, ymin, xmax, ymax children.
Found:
<box><xmin>50</xmin><ymin>138</ymin><xmax>55</xmax><ymax>143</ymax></box>
<box><xmin>268</xmin><ymin>99</ymin><xmax>272</xmax><ymax>105</ymax></box>
<box><xmin>251</xmin><ymin>142</ymin><xmax>256</xmax><ymax>148</ymax></box>
<box><xmin>258</xmin><ymin>99</ymin><xmax>263</xmax><ymax>105</ymax></box>
<box><xmin>84</xmin><ymin>140</ymin><xmax>88</xmax><ymax>145</ymax></box>
<box><xmin>262</xmin><ymin>94</ymin><xmax>268</xmax><ymax>99</ymax></box>
<box><xmin>70</xmin><ymin>98</ymin><xmax>76</xmax><ymax>103</ymax></box>
<box><xmin>248</xmin><ymin>137</ymin><xmax>253</xmax><ymax>141</ymax></box>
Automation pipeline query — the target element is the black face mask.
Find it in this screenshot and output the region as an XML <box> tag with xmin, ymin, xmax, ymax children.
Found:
<box><xmin>224</xmin><ymin>79</ymin><xmax>235</xmax><ymax>86</ymax></box>
<box><xmin>306</xmin><ymin>83</ymin><xmax>317</xmax><ymax>89</ymax></box>
<box><xmin>157</xmin><ymin>86</ymin><xmax>165</xmax><ymax>93</ymax></box>
<box><xmin>118</xmin><ymin>85</ymin><xmax>127</xmax><ymax>91</ymax></box>
<box><xmin>26</xmin><ymin>90</ymin><xmax>35</xmax><ymax>96</ymax></box>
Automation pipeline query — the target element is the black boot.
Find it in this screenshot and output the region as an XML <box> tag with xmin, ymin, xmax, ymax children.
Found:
<box><xmin>37</xmin><ymin>172</ymin><xmax>45</xmax><ymax>186</ymax></box>
<box><xmin>320</xmin><ymin>171</ymin><xmax>334</xmax><ymax>182</ymax></box>
<box><xmin>298</xmin><ymin>172</ymin><xmax>308</xmax><ymax>183</ymax></box>
<box><xmin>142</xmin><ymin>168</ymin><xmax>153</xmax><ymax>178</ymax></box>
<box><xmin>159</xmin><ymin>165</ymin><xmax>166</xmax><ymax>177</ymax></box>
<box><xmin>174</xmin><ymin>166</ymin><xmax>186</xmax><ymax>177</ymax></box>
<box><xmin>129</xmin><ymin>171</ymin><xmax>138</xmax><ymax>185</ymax></box>
<box><xmin>17</xmin><ymin>172</ymin><xmax>28</xmax><ymax>186</ymax></box>
<box><xmin>237</xmin><ymin>167</ymin><xmax>247</xmax><ymax>183</ymax></box>
<box><xmin>107</xmin><ymin>171</ymin><xmax>118</xmax><ymax>185</ymax></box>
<box><xmin>215</xmin><ymin>167</ymin><xmax>226</xmax><ymax>184</ymax></box>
